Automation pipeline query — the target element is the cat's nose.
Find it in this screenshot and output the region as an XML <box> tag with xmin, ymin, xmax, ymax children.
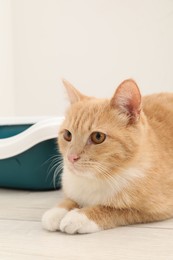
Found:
<box><xmin>68</xmin><ymin>154</ymin><xmax>80</xmax><ymax>163</ymax></box>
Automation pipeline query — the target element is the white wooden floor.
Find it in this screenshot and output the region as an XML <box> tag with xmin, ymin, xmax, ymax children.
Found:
<box><xmin>0</xmin><ymin>189</ymin><xmax>173</xmax><ymax>260</ymax></box>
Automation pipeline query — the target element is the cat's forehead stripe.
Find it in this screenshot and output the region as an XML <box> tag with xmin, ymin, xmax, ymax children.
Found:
<box><xmin>69</xmin><ymin>101</ymin><xmax>102</xmax><ymax>132</ymax></box>
<box><xmin>72</xmin><ymin>106</ymin><xmax>92</xmax><ymax>132</ymax></box>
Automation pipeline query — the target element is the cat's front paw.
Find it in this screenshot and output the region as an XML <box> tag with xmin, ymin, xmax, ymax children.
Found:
<box><xmin>42</xmin><ymin>207</ymin><xmax>68</xmax><ymax>232</ymax></box>
<box><xmin>60</xmin><ymin>209</ymin><xmax>101</xmax><ymax>234</ymax></box>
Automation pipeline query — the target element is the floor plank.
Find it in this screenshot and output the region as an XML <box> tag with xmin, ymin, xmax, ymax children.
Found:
<box><xmin>0</xmin><ymin>189</ymin><xmax>63</xmax><ymax>221</ymax></box>
<box><xmin>0</xmin><ymin>219</ymin><xmax>173</xmax><ymax>260</ymax></box>
<box><xmin>0</xmin><ymin>188</ymin><xmax>173</xmax><ymax>259</ymax></box>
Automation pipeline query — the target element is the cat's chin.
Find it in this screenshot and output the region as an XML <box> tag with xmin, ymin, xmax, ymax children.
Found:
<box><xmin>65</xmin><ymin>163</ymin><xmax>82</xmax><ymax>175</ymax></box>
<box><xmin>64</xmin><ymin>163</ymin><xmax>96</xmax><ymax>179</ymax></box>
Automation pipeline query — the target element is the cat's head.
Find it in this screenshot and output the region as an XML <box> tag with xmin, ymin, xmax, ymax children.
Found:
<box><xmin>58</xmin><ymin>79</ymin><xmax>145</xmax><ymax>179</ymax></box>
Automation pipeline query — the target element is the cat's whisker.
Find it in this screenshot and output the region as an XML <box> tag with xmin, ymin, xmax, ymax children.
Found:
<box><xmin>46</xmin><ymin>156</ymin><xmax>63</xmax><ymax>185</ymax></box>
<box><xmin>48</xmin><ymin>156</ymin><xmax>62</xmax><ymax>167</ymax></box>
<box><xmin>91</xmin><ymin>162</ymin><xmax>124</xmax><ymax>193</ymax></box>
<box><xmin>64</xmin><ymin>157</ymin><xmax>128</xmax><ymax>195</ymax></box>
<box><xmin>47</xmin><ymin>158</ymin><xmax>62</xmax><ymax>177</ymax></box>
<box><xmin>49</xmin><ymin>161</ymin><xmax>62</xmax><ymax>176</ymax></box>
<box><xmin>81</xmin><ymin>161</ymin><xmax>115</xmax><ymax>187</ymax></box>
<box><xmin>93</xmin><ymin>165</ymin><xmax>116</xmax><ymax>190</ymax></box>
<box><xmin>53</xmin><ymin>162</ymin><xmax>64</xmax><ymax>188</ymax></box>
<box><xmin>42</xmin><ymin>154</ymin><xmax>62</xmax><ymax>167</ymax></box>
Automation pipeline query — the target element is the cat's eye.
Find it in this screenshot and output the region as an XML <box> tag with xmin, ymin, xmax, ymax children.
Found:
<box><xmin>63</xmin><ymin>129</ymin><xmax>72</xmax><ymax>142</ymax></box>
<box><xmin>90</xmin><ymin>132</ymin><xmax>106</xmax><ymax>144</ymax></box>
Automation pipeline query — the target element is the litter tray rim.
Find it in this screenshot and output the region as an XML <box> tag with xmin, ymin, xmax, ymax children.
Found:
<box><xmin>0</xmin><ymin>116</ymin><xmax>64</xmax><ymax>160</ymax></box>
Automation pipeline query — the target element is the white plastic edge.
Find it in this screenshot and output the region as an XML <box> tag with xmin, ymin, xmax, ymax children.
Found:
<box><xmin>0</xmin><ymin>116</ymin><xmax>59</xmax><ymax>125</ymax></box>
<box><xmin>0</xmin><ymin>117</ymin><xmax>64</xmax><ymax>159</ymax></box>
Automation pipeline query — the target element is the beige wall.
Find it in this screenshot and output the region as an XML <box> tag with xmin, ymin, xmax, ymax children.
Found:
<box><xmin>1</xmin><ymin>0</ymin><xmax>173</xmax><ymax>117</ymax></box>
<box><xmin>0</xmin><ymin>0</ymin><xmax>14</xmax><ymax>116</ymax></box>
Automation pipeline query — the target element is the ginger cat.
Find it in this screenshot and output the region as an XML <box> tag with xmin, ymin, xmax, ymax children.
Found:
<box><xmin>42</xmin><ymin>79</ymin><xmax>173</xmax><ymax>234</ymax></box>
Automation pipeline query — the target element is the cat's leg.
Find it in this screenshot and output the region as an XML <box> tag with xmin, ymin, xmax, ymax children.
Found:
<box><xmin>42</xmin><ymin>198</ymin><xmax>79</xmax><ymax>231</ymax></box>
<box><xmin>60</xmin><ymin>205</ymin><xmax>156</xmax><ymax>234</ymax></box>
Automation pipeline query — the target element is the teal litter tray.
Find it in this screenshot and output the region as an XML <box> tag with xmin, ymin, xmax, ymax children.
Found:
<box><xmin>0</xmin><ymin>117</ymin><xmax>64</xmax><ymax>190</ymax></box>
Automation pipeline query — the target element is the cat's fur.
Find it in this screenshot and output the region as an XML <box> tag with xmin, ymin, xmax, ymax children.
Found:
<box><xmin>42</xmin><ymin>79</ymin><xmax>173</xmax><ymax>234</ymax></box>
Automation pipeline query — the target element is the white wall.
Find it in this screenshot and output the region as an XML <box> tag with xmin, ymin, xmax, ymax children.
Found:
<box><xmin>0</xmin><ymin>0</ymin><xmax>14</xmax><ymax>116</ymax></box>
<box><xmin>1</xmin><ymin>0</ymin><xmax>173</xmax><ymax>117</ymax></box>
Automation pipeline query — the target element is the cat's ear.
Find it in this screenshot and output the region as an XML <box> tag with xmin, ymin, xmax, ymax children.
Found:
<box><xmin>62</xmin><ymin>79</ymin><xmax>86</xmax><ymax>104</ymax></box>
<box><xmin>110</xmin><ymin>79</ymin><xmax>142</xmax><ymax>123</ymax></box>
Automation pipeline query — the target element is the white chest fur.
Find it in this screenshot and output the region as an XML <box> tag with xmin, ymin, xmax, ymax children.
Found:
<box><xmin>62</xmin><ymin>166</ymin><xmax>145</xmax><ymax>207</ymax></box>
